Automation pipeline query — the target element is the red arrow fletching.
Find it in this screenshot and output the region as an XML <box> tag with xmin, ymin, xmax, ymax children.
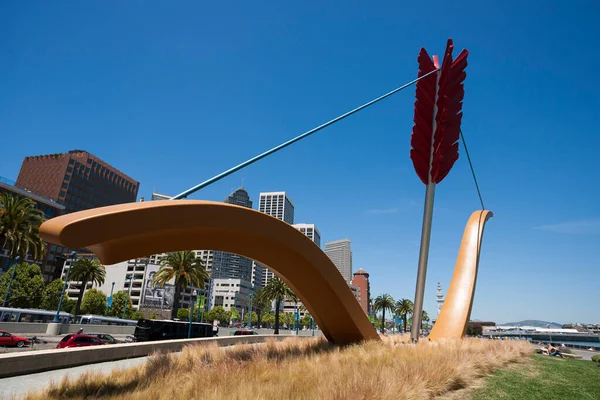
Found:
<box><xmin>410</xmin><ymin>39</ymin><xmax>469</xmax><ymax>185</ymax></box>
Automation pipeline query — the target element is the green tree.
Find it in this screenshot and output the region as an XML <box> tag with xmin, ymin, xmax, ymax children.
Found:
<box><xmin>62</xmin><ymin>297</ymin><xmax>77</xmax><ymax>314</ymax></box>
<box><xmin>0</xmin><ymin>262</ymin><xmax>45</xmax><ymax>308</ymax></box>
<box><xmin>261</xmin><ymin>312</ymin><xmax>275</xmax><ymax>328</ymax></box>
<box><xmin>394</xmin><ymin>298</ymin><xmax>414</xmax><ymax>333</ymax></box>
<box><xmin>131</xmin><ymin>310</ymin><xmax>144</xmax><ymax>320</ymax></box>
<box><xmin>421</xmin><ymin>310</ymin><xmax>430</xmax><ymax>329</ymax></box>
<box><xmin>152</xmin><ymin>251</ymin><xmax>208</xmax><ymax>319</ymax></box>
<box><xmin>301</xmin><ymin>313</ymin><xmax>312</xmax><ymax>328</ymax></box>
<box><xmin>80</xmin><ymin>288</ymin><xmax>107</xmax><ymax>315</ymax></box>
<box><xmin>373</xmin><ymin>294</ymin><xmax>395</xmax><ymax>334</ymax></box>
<box><xmin>0</xmin><ymin>193</ymin><xmax>46</xmax><ymax>306</ymax></box>
<box><xmin>253</xmin><ymin>288</ymin><xmax>272</xmax><ymax>328</ymax></box>
<box><xmin>40</xmin><ymin>279</ymin><xmax>71</xmax><ymax>311</ymax></box>
<box><xmin>205</xmin><ymin>306</ymin><xmax>230</xmax><ymax>325</ymax></box>
<box><xmin>107</xmin><ymin>290</ymin><xmax>133</xmax><ymax>319</ymax></box>
<box><xmin>261</xmin><ymin>276</ymin><xmax>297</xmax><ymax>334</ymax></box>
<box><xmin>251</xmin><ymin>311</ymin><xmax>258</xmax><ymax>325</ymax></box>
<box><xmin>177</xmin><ymin>308</ymin><xmax>190</xmax><ymax>321</ymax></box>
<box><xmin>70</xmin><ymin>258</ymin><xmax>106</xmax><ymax>315</ymax></box>
<box><xmin>149</xmin><ymin>312</ymin><xmax>158</xmax><ymax>319</ymax></box>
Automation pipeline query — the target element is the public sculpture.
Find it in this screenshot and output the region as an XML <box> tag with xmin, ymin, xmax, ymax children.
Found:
<box><xmin>39</xmin><ymin>39</ymin><xmax>490</xmax><ymax>345</ymax></box>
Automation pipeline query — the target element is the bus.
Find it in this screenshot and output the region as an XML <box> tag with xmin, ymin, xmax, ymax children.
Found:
<box><xmin>0</xmin><ymin>307</ymin><xmax>72</xmax><ymax>324</ymax></box>
<box><xmin>134</xmin><ymin>319</ymin><xmax>214</xmax><ymax>342</ymax></box>
<box><xmin>76</xmin><ymin>315</ymin><xmax>138</xmax><ymax>326</ymax></box>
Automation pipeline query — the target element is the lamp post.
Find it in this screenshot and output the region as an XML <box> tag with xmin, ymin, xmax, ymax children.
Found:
<box><xmin>188</xmin><ymin>289</ymin><xmax>197</xmax><ymax>338</ymax></box>
<box><xmin>122</xmin><ymin>274</ymin><xmax>132</xmax><ymax>319</ymax></box>
<box><xmin>2</xmin><ymin>256</ymin><xmax>20</xmax><ymax>307</ymax></box>
<box><xmin>310</xmin><ymin>315</ymin><xmax>315</xmax><ymax>336</ymax></box>
<box><xmin>200</xmin><ymin>288</ymin><xmax>206</xmax><ymax>323</ymax></box>
<box><xmin>246</xmin><ymin>285</ymin><xmax>254</xmax><ymax>329</ymax></box>
<box><xmin>105</xmin><ymin>282</ymin><xmax>115</xmax><ymax>316</ymax></box>
<box><xmin>294</xmin><ymin>300</ymin><xmax>299</xmax><ymax>336</ymax></box>
<box><xmin>52</xmin><ymin>252</ymin><xmax>77</xmax><ymax>323</ymax></box>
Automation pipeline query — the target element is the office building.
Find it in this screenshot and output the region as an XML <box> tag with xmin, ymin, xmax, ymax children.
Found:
<box><xmin>212</xmin><ymin>188</ymin><xmax>254</xmax><ymax>282</ymax></box>
<box><xmin>251</xmin><ymin>261</ymin><xmax>264</xmax><ymax>289</ymax></box>
<box><xmin>258</xmin><ymin>191</ymin><xmax>294</xmax><ymax>224</ymax></box>
<box><xmin>210</xmin><ymin>278</ymin><xmax>253</xmax><ymax>315</ymax></box>
<box><xmin>258</xmin><ymin>191</ymin><xmax>294</xmax><ymax>287</ymax></box>
<box><xmin>351</xmin><ymin>268</ymin><xmax>371</xmax><ymax>315</ymax></box>
<box><xmin>325</xmin><ymin>239</ymin><xmax>353</xmax><ymax>283</ymax></box>
<box><xmin>292</xmin><ymin>223</ymin><xmax>321</xmax><ymax>247</ymax></box>
<box><xmin>16</xmin><ymin>150</ymin><xmax>139</xmax><ymax>213</ymax></box>
<box><xmin>0</xmin><ymin>176</ymin><xmax>66</xmax><ymax>281</ymax></box>
<box><xmin>151</xmin><ymin>192</ymin><xmax>171</xmax><ymax>200</ymax></box>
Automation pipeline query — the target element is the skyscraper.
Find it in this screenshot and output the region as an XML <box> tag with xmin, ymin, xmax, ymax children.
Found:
<box><xmin>16</xmin><ymin>150</ymin><xmax>139</xmax><ymax>213</ymax></box>
<box><xmin>212</xmin><ymin>188</ymin><xmax>254</xmax><ymax>282</ymax></box>
<box><xmin>292</xmin><ymin>223</ymin><xmax>321</xmax><ymax>247</ymax></box>
<box><xmin>351</xmin><ymin>269</ymin><xmax>371</xmax><ymax>315</ymax></box>
<box><xmin>258</xmin><ymin>191</ymin><xmax>295</xmax><ymax>286</ymax></box>
<box><xmin>258</xmin><ymin>192</ymin><xmax>294</xmax><ymax>224</ymax></box>
<box><xmin>324</xmin><ymin>239</ymin><xmax>352</xmax><ymax>282</ymax></box>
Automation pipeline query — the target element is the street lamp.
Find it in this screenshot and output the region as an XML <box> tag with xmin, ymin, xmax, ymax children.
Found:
<box><xmin>53</xmin><ymin>252</ymin><xmax>77</xmax><ymax>323</ymax></box>
<box><xmin>105</xmin><ymin>282</ymin><xmax>115</xmax><ymax>316</ymax></box>
<box><xmin>294</xmin><ymin>300</ymin><xmax>299</xmax><ymax>336</ymax></box>
<box><xmin>122</xmin><ymin>274</ymin><xmax>133</xmax><ymax>319</ymax></box>
<box><xmin>2</xmin><ymin>256</ymin><xmax>20</xmax><ymax>307</ymax></box>
<box><xmin>188</xmin><ymin>289</ymin><xmax>197</xmax><ymax>338</ymax></box>
<box><xmin>246</xmin><ymin>285</ymin><xmax>254</xmax><ymax>329</ymax></box>
<box><xmin>200</xmin><ymin>288</ymin><xmax>206</xmax><ymax>323</ymax></box>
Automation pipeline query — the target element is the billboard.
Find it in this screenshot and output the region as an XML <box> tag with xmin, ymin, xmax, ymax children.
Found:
<box><xmin>141</xmin><ymin>263</ymin><xmax>175</xmax><ymax>310</ymax></box>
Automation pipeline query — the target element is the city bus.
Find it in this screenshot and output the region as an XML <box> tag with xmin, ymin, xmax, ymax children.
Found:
<box><xmin>76</xmin><ymin>315</ymin><xmax>138</xmax><ymax>326</ymax></box>
<box><xmin>0</xmin><ymin>307</ymin><xmax>72</xmax><ymax>324</ymax></box>
<box><xmin>134</xmin><ymin>319</ymin><xmax>214</xmax><ymax>342</ymax></box>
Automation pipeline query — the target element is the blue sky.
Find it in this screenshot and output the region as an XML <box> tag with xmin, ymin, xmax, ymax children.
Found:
<box><xmin>1</xmin><ymin>1</ymin><xmax>599</xmax><ymax>324</ymax></box>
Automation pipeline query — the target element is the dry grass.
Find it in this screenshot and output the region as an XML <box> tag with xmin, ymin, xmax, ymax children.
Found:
<box><xmin>23</xmin><ymin>336</ymin><xmax>533</xmax><ymax>400</ymax></box>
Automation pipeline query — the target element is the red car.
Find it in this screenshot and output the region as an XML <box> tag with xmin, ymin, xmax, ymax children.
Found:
<box><xmin>0</xmin><ymin>330</ymin><xmax>30</xmax><ymax>348</ymax></box>
<box><xmin>56</xmin><ymin>334</ymin><xmax>104</xmax><ymax>349</ymax></box>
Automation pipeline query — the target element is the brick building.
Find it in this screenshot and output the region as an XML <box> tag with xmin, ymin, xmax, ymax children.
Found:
<box><xmin>16</xmin><ymin>150</ymin><xmax>139</xmax><ymax>213</ymax></box>
<box><xmin>351</xmin><ymin>268</ymin><xmax>371</xmax><ymax>315</ymax></box>
<box><xmin>14</xmin><ymin>150</ymin><xmax>139</xmax><ymax>280</ymax></box>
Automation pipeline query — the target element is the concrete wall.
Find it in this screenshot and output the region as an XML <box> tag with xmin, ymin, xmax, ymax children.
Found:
<box><xmin>0</xmin><ymin>322</ymin><xmax>136</xmax><ymax>336</ymax></box>
<box><xmin>0</xmin><ymin>322</ymin><xmax>48</xmax><ymax>334</ymax></box>
<box><xmin>0</xmin><ymin>334</ymin><xmax>298</xmax><ymax>378</ymax></box>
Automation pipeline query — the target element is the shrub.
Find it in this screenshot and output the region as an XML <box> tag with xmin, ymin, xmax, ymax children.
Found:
<box><xmin>177</xmin><ymin>308</ymin><xmax>190</xmax><ymax>321</ymax></box>
<box><xmin>592</xmin><ymin>354</ymin><xmax>600</xmax><ymax>363</ymax></box>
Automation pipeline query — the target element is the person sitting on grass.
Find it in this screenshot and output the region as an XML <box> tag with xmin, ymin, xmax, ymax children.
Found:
<box><xmin>547</xmin><ymin>343</ymin><xmax>563</xmax><ymax>358</ymax></box>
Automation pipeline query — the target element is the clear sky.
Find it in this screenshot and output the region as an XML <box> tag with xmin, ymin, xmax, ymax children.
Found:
<box><xmin>1</xmin><ymin>1</ymin><xmax>599</xmax><ymax>324</ymax></box>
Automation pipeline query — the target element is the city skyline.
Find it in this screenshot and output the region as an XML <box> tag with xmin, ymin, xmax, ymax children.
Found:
<box><xmin>2</xmin><ymin>1</ymin><xmax>598</xmax><ymax>323</ymax></box>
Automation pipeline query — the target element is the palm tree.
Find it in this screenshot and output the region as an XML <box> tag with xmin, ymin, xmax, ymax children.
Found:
<box><xmin>253</xmin><ymin>288</ymin><xmax>272</xmax><ymax>328</ymax></box>
<box><xmin>421</xmin><ymin>310</ymin><xmax>430</xmax><ymax>330</ymax></box>
<box><xmin>261</xmin><ymin>276</ymin><xmax>297</xmax><ymax>334</ymax></box>
<box><xmin>0</xmin><ymin>193</ymin><xmax>46</xmax><ymax>261</ymax></box>
<box><xmin>395</xmin><ymin>298</ymin><xmax>414</xmax><ymax>333</ymax></box>
<box><xmin>153</xmin><ymin>251</ymin><xmax>208</xmax><ymax>319</ymax></box>
<box><xmin>373</xmin><ymin>294</ymin><xmax>395</xmax><ymax>334</ymax></box>
<box><xmin>0</xmin><ymin>193</ymin><xmax>46</xmax><ymax>306</ymax></box>
<box><xmin>70</xmin><ymin>258</ymin><xmax>106</xmax><ymax>315</ymax></box>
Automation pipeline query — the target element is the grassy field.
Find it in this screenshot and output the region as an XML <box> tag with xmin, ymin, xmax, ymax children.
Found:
<box><xmin>23</xmin><ymin>336</ymin><xmax>532</xmax><ymax>400</ymax></box>
<box><xmin>471</xmin><ymin>355</ymin><xmax>600</xmax><ymax>399</ymax></box>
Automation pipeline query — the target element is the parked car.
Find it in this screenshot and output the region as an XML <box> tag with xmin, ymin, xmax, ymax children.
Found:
<box><xmin>123</xmin><ymin>335</ymin><xmax>136</xmax><ymax>343</ymax></box>
<box><xmin>87</xmin><ymin>333</ymin><xmax>119</xmax><ymax>344</ymax></box>
<box><xmin>56</xmin><ymin>334</ymin><xmax>104</xmax><ymax>349</ymax></box>
<box><xmin>0</xmin><ymin>330</ymin><xmax>30</xmax><ymax>348</ymax></box>
<box><xmin>232</xmin><ymin>329</ymin><xmax>258</xmax><ymax>336</ymax></box>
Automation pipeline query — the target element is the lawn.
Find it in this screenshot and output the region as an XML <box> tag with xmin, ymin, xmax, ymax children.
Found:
<box><xmin>471</xmin><ymin>355</ymin><xmax>600</xmax><ymax>399</ymax></box>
